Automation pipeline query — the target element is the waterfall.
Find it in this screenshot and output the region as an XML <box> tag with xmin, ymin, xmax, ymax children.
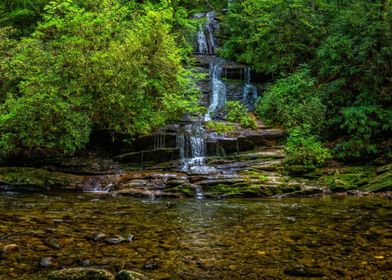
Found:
<box><xmin>204</xmin><ymin>60</ymin><xmax>227</xmax><ymax>121</ymax></box>
<box><xmin>177</xmin><ymin>123</ymin><xmax>206</xmax><ymax>172</ymax></box>
<box><xmin>242</xmin><ymin>67</ymin><xmax>258</xmax><ymax>110</ymax></box>
<box><xmin>195</xmin><ymin>12</ymin><xmax>218</xmax><ymax>54</ymax></box>
<box><xmin>177</xmin><ymin>123</ymin><xmax>216</xmax><ymax>175</ymax></box>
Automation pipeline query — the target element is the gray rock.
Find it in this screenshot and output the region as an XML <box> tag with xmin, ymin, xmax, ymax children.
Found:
<box><xmin>105</xmin><ymin>235</ymin><xmax>126</xmax><ymax>245</ymax></box>
<box><xmin>40</xmin><ymin>257</ymin><xmax>53</xmax><ymax>267</ymax></box>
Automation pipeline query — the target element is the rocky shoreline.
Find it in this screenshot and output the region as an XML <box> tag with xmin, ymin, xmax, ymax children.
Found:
<box><xmin>1</xmin><ymin>123</ymin><xmax>390</xmax><ymax>198</ymax></box>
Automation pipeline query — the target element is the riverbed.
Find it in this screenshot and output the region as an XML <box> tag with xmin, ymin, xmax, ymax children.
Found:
<box><xmin>0</xmin><ymin>193</ymin><xmax>391</xmax><ymax>279</ymax></box>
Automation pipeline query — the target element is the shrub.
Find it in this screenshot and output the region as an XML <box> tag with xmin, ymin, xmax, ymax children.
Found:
<box><xmin>226</xmin><ymin>101</ymin><xmax>257</xmax><ymax>129</ymax></box>
<box><xmin>256</xmin><ymin>68</ymin><xmax>326</xmax><ymax>135</ymax></box>
<box><xmin>285</xmin><ymin>126</ymin><xmax>332</xmax><ymax>168</ymax></box>
<box><xmin>205</xmin><ymin>121</ymin><xmax>235</xmax><ymax>135</ymax></box>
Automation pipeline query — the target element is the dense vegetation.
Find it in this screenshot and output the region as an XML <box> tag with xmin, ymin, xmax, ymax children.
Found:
<box><xmin>1</xmin><ymin>0</ymin><xmax>391</xmax><ymax>166</ymax></box>
<box><xmin>0</xmin><ymin>0</ymin><xmax>200</xmax><ymax>156</ymax></box>
<box><xmin>221</xmin><ymin>0</ymin><xmax>392</xmax><ymax>163</ymax></box>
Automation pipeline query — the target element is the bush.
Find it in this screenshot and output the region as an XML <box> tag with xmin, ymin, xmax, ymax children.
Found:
<box><xmin>205</xmin><ymin>121</ymin><xmax>235</xmax><ymax>135</ymax></box>
<box><xmin>285</xmin><ymin>126</ymin><xmax>332</xmax><ymax>168</ymax></box>
<box><xmin>226</xmin><ymin>101</ymin><xmax>257</xmax><ymax>129</ymax></box>
<box><xmin>256</xmin><ymin>68</ymin><xmax>326</xmax><ymax>135</ymax></box>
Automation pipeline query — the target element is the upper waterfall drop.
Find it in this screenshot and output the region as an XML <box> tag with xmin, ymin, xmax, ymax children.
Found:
<box><xmin>195</xmin><ymin>11</ymin><xmax>219</xmax><ymax>54</ymax></box>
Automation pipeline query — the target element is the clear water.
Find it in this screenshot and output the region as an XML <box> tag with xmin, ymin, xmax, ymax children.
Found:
<box><xmin>0</xmin><ymin>193</ymin><xmax>391</xmax><ymax>279</ymax></box>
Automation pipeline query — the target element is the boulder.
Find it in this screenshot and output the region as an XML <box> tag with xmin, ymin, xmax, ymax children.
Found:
<box><xmin>0</xmin><ymin>167</ymin><xmax>85</xmax><ymax>191</ymax></box>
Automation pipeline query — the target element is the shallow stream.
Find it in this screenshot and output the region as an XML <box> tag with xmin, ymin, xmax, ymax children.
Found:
<box><xmin>0</xmin><ymin>193</ymin><xmax>391</xmax><ymax>279</ymax></box>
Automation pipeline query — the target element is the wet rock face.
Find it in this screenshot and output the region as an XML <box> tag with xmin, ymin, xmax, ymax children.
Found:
<box><xmin>47</xmin><ymin>268</ymin><xmax>115</xmax><ymax>280</ymax></box>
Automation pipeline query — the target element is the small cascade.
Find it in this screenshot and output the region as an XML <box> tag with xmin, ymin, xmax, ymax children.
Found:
<box><xmin>195</xmin><ymin>12</ymin><xmax>218</xmax><ymax>54</ymax></box>
<box><xmin>242</xmin><ymin>67</ymin><xmax>258</xmax><ymax>110</ymax></box>
<box><xmin>204</xmin><ymin>59</ymin><xmax>227</xmax><ymax>121</ymax></box>
<box><xmin>177</xmin><ymin>123</ymin><xmax>216</xmax><ymax>174</ymax></box>
<box><xmin>83</xmin><ymin>176</ymin><xmax>113</xmax><ymax>193</ymax></box>
<box><xmin>154</xmin><ymin>134</ymin><xmax>166</xmax><ymax>149</ymax></box>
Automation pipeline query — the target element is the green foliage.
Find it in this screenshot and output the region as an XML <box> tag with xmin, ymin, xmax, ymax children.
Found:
<box><xmin>221</xmin><ymin>0</ymin><xmax>324</xmax><ymax>74</ymax></box>
<box><xmin>285</xmin><ymin>127</ymin><xmax>332</xmax><ymax>168</ymax></box>
<box><xmin>226</xmin><ymin>101</ymin><xmax>257</xmax><ymax>129</ymax></box>
<box><xmin>226</xmin><ymin>0</ymin><xmax>392</xmax><ymax>161</ymax></box>
<box><xmin>205</xmin><ymin>121</ymin><xmax>235</xmax><ymax>135</ymax></box>
<box><xmin>0</xmin><ymin>0</ymin><xmax>200</xmax><ymax>157</ymax></box>
<box><xmin>256</xmin><ymin>68</ymin><xmax>326</xmax><ymax>134</ymax></box>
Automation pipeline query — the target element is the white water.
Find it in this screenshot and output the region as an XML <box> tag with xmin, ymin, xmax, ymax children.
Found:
<box><xmin>204</xmin><ymin>60</ymin><xmax>227</xmax><ymax>121</ymax></box>
<box><xmin>195</xmin><ymin>12</ymin><xmax>218</xmax><ymax>54</ymax></box>
<box><xmin>177</xmin><ymin>123</ymin><xmax>217</xmax><ymax>176</ymax></box>
<box><xmin>177</xmin><ymin>123</ymin><xmax>206</xmax><ymax>172</ymax></box>
<box><xmin>242</xmin><ymin>67</ymin><xmax>258</xmax><ymax>110</ymax></box>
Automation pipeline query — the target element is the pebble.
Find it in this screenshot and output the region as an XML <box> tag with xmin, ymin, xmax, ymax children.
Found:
<box><xmin>44</xmin><ymin>237</ymin><xmax>61</xmax><ymax>250</ymax></box>
<box><xmin>94</xmin><ymin>233</ymin><xmax>107</xmax><ymax>242</ymax></box>
<box><xmin>2</xmin><ymin>244</ymin><xmax>19</xmax><ymax>254</ymax></box>
<box><xmin>40</xmin><ymin>257</ymin><xmax>53</xmax><ymax>267</ymax></box>
<box><xmin>105</xmin><ymin>236</ymin><xmax>126</xmax><ymax>245</ymax></box>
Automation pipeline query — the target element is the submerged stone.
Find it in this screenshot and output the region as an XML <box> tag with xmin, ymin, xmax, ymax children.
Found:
<box><xmin>47</xmin><ymin>268</ymin><xmax>114</xmax><ymax>280</ymax></box>
<box><xmin>40</xmin><ymin>257</ymin><xmax>54</xmax><ymax>268</ymax></box>
<box><xmin>44</xmin><ymin>237</ymin><xmax>61</xmax><ymax>250</ymax></box>
<box><xmin>115</xmin><ymin>270</ymin><xmax>148</xmax><ymax>280</ymax></box>
<box><xmin>2</xmin><ymin>244</ymin><xmax>18</xmax><ymax>254</ymax></box>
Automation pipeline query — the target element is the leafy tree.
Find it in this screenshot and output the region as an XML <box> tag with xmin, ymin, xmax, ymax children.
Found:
<box><xmin>0</xmin><ymin>0</ymin><xmax>200</xmax><ymax>157</ymax></box>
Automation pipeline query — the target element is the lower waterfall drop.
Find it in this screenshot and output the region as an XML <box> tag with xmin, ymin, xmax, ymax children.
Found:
<box><xmin>177</xmin><ymin>122</ymin><xmax>216</xmax><ymax>175</ymax></box>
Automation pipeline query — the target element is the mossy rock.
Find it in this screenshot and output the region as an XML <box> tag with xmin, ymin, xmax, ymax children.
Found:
<box><xmin>203</xmin><ymin>183</ymin><xmax>262</xmax><ymax>197</ymax></box>
<box><xmin>48</xmin><ymin>268</ymin><xmax>114</xmax><ymax>280</ymax></box>
<box><xmin>284</xmin><ymin>165</ymin><xmax>316</xmax><ymax>175</ymax></box>
<box><xmin>321</xmin><ymin>166</ymin><xmax>375</xmax><ymax>192</ymax></box>
<box><xmin>361</xmin><ymin>167</ymin><xmax>392</xmax><ymax>192</ymax></box>
<box><xmin>0</xmin><ymin>167</ymin><xmax>84</xmax><ymax>191</ymax></box>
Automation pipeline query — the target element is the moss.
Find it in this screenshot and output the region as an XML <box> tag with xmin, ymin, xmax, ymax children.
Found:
<box><xmin>285</xmin><ymin>164</ymin><xmax>316</xmax><ymax>175</ymax></box>
<box><xmin>48</xmin><ymin>268</ymin><xmax>114</xmax><ymax>280</ymax></box>
<box><xmin>203</xmin><ymin>183</ymin><xmax>262</xmax><ymax>197</ymax></box>
<box><xmin>321</xmin><ymin>167</ymin><xmax>375</xmax><ymax>192</ymax></box>
<box><xmin>0</xmin><ymin>167</ymin><xmax>83</xmax><ymax>190</ymax></box>
<box><xmin>361</xmin><ymin>166</ymin><xmax>392</xmax><ymax>192</ymax></box>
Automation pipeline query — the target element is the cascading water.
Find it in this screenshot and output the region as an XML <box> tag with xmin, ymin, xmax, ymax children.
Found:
<box><xmin>177</xmin><ymin>123</ymin><xmax>206</xmax><ymax>172</ymax></box>
<box><xmin>204</xmin><ymin>59</ymin><xmax>227</xmax><ymax>121</ymax></box>
<box><xmin>177</xmin><ymin>123</ymin><xmax>216</xmax><ymax>175</ymax></box>
<box><xmin>154</xmin><ymin>134</ymin><xmax>166</xmax><ymax>149</ymax></box>
<box><xmin>242</xmin><ymin>67</ymin><xmax>258</xmax><ymax>110</ymax></box>
<box><xmin>195</xmin><ymin>12</ymin><xmax>218</xmax><ymax>54</ymax></box>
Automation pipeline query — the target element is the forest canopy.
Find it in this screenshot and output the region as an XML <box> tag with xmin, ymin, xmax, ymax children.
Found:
<box><xmin>0</xmin><ymin>0</ymin><xmax>200</xmax><ymax>156</ymax></box>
